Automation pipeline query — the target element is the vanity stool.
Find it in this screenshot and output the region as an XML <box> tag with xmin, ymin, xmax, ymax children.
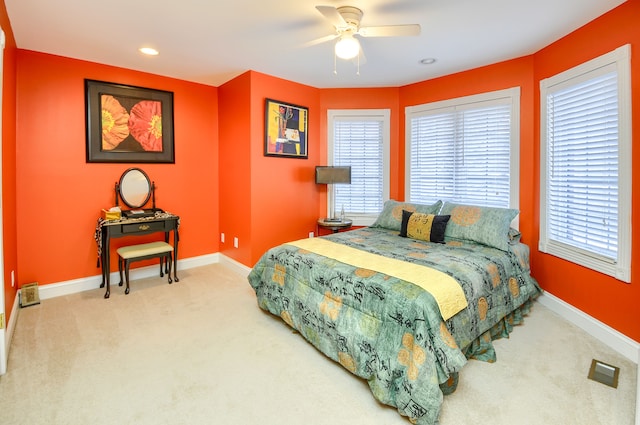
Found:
<box><xmin>117</xmin><ymin>241</ymin><xmax>174</xmax><ymax>295</ymax></box>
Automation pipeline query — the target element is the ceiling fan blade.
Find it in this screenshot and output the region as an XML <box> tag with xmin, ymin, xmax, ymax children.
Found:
<box><xmin>358</xmin><ymin>24</ymin><xmax>421</xmax><ymax>37</ymax></box>
<box><xmin>315</xmin><ymin>5</ymin><xmax>346</xmax><ymax>28</ymax></box>
<box><xmin>302</xmin><ymin>33</ymin><xmax>339</xmax><ymax>47</ymax></box>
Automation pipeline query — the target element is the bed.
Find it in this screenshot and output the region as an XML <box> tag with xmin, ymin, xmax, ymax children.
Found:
<box><xmin>247</xmin><ymin>200</ymin><xmax>541</xmax><ymax>425</ymax></box>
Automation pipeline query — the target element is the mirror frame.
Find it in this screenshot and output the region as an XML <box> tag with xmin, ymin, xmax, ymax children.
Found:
<box><xmin>118</xmin><ymin>168</ymin><xmax>151</xmax><ymax>209</ymax></box>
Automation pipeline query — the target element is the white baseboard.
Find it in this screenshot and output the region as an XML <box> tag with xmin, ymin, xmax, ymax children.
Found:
<box><xmin>637</xmin><ymin>367</ymin><xmax>640</xmax><ymax>425</ymax></box>
<box><xmin>32</xmin><ymin>259</ymin><xmax>640</xmax><ymax>365</ymax></box>
<box><xmin>37</xmin><ymin>252</ymin><xmax>221</xmax><ymax>300</ymax></box>
<box><xmin>637</xmin><ymin>366</ymin><xmax>640</xmax><ymax>425</ymax></box>
<box><xmin>0</xmin><ymin>291</ymin><xmax>19</xmax><ymax>374</ymax></box>
<box><xmin>219</xmin><ymin>254</ymin><xmax>252</xmax><ymax>277</ymax></box>
<box><xmin>7</xmin><ymin>252</ymin><xmax>250</xmax><ymax>375</ymax></box>
<box><xmin>8</xmin><ymin>257</ymin><xmax>640</xmax><ymax>422</ymax></box>
<box><xmin>538</xmin><ymin>291</ymin><xmax>640</xmax><ymax>364</ymax></box>
<box><xmin>32</xmin><ymin>253</ymin><xmax>252</xmax><ymax>301</ymax></box>
<box><xmin>536</xmin><ymin>292</ymin><xmax>640</xmax><ymax>425</ymax></box>
<box><xmin>7</xmin><ymin>290</ymin><xmax>19</xmax><ymax>347</ymax></box>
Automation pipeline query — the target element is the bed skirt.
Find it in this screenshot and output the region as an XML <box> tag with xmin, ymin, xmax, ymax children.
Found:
<box><xmin>440</xmin><ymin>298</ymin><xmax>536</xmax><ymax>395</ymax></box>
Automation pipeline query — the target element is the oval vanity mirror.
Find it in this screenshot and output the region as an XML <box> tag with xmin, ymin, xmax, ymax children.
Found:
<box><xmin>118</xmin><ymin>168</ymin><xmax>151</xmax><ymax>209</ymax></box>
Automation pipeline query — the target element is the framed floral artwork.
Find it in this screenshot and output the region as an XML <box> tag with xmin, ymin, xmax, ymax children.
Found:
<box><xmin>85</xmin><ymin>79</ymin><xmax>175</xmax><ymax>163</ymax></box>
<box><xmin>264</xmin><ymin>98</ymin><xmax>308</xmax><ymax>159</ymax></box>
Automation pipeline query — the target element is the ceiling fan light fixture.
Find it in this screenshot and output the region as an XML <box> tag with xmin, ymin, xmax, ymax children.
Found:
<box><xmin>335</xmin><ymin>35</ymin><xmax>359</xmax><ymax>60</ymax></box>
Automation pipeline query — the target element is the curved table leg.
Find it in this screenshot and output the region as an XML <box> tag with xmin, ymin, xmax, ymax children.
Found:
<box><xmin>173</xmin><ymin>228</ymin><xmax>180</xmax><ymax>282</ymax></box>
<box><xmin>102</xmin><ymin>229</ymin><xmax>111</xmax><ymax>298</ymax></box>
<box><xmin>124</xmin><ymin>260</ymin><xmax>131</xmax><ymax>295</ymax></box>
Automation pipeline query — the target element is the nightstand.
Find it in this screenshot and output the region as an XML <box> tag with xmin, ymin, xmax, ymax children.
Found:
<box><xmin>317</xmin><ymin>218</ymin><xmax>353</xmax><ymax>234</ymax></box>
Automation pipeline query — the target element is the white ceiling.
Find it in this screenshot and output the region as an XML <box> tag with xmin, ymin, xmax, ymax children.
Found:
<box><xmin>5</xmin><ymin>0</ymin><xmax>627</xmax><ymax>89</ymax></box>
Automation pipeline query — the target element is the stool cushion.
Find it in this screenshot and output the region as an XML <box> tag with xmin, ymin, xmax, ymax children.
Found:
<box><xmin>117</xmin><ymin>241</ymin><xmax>173</xmax><ymax>259</ymax></box>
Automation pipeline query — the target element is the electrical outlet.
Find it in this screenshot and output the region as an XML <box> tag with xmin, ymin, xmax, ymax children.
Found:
<box><xmin>221</xmin><ymin>233</ymin><xmax>225</xmax><ymax>243</ymax></box>
<box><xmin>233</xmin><ymin>237</ymin><xmax>239</xmax><ymax>248</ymax></box>
<box><xmin>309</xmin><ymin>232</ymin><xmax>314</xmax><ymax>238</ymax></box>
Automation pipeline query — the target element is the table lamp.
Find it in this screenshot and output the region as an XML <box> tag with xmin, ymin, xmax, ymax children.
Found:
<box><xmin>315</xmin><ymin>165</ymin><xmax>351</xmax><ymax>222</ymax></box>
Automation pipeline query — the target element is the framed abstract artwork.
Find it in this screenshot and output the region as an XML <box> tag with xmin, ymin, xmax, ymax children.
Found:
<box><xmin>264</xmin><ymin>98</ymin><xmax>308</xmax><ymax>159</ymax></box>
<box><xmin>85</xmin><ymin>79</ymin><xmax>175</xmax><ymax>163</ymax></box>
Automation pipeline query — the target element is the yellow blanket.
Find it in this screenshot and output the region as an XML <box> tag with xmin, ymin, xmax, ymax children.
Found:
<box><xmin>288</xmin><ymin>238</ymin><xmax>468</xmax><ymax>320</ymax></box>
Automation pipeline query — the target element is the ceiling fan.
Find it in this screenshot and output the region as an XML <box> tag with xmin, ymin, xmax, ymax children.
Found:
<box><xmin>309</xmin><ymin>5</ymin><xmax>421</xmax><ymax>61</ymax></box>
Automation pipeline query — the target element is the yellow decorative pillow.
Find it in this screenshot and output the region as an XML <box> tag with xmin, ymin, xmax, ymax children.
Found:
<box><xmin>399</xmin><ymin>210</ymin><xmax>450</xmax><ymax>243</ymax></box>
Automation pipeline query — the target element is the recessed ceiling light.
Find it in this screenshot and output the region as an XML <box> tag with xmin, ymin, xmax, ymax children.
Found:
<box><xmin>420</xmin><ymin>58</ymin><xmax>436</xmax><ymax>65</ymax></box>
<box><xmin>139</xmin><ymin>47</ymin><xmax>159</xmax><ymax>56</ymax></box>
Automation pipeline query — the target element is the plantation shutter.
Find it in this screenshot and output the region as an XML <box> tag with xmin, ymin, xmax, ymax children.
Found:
<box><xmin>408</xmin><ymin>101</ymin><xmax>512</xmax><ymax>208</ymax></box>
<box><xmin>333</xmin><ymin>119</ymin><xmax>384</xmax><ymax>214</ymax></box>
<box><xmin>545</xmin><ymin>70</ymin><xmax>619</xmax><ymax>260</ymax></box>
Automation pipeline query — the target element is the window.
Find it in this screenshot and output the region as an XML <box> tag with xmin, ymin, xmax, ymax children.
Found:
<box><xmin>405</xmin><ymin>88</ymin><xmax>520</xmax><ymax>210</ymax></box>
<box><xmin>327</xmin><ymin>109</ymin><xmax>390</xmax><ymax>226</ymax></box>
<box><xmin>540</xmin><ymin>45</ymin><xmax>631</xmax><ymax>282</ymax></box>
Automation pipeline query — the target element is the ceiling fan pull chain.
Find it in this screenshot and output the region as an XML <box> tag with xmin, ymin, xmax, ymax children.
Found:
<box><xmin>334</xmin><ymin>51</ymin><xmax>338</xmax><ymax>75</ymax></box>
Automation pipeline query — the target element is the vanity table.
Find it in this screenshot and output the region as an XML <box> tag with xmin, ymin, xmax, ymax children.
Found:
<box><xmin>98</xmin><ymin>168</ymin><xmax>180</xmax><ymax>298</ymax></box>
<box><xmin>98</xmin><ymin>214</ymin><xmax>179</xmax><ymax>298</ymax></box>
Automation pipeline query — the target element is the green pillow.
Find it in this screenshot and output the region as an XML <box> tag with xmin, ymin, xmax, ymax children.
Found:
<box><xmin>399</xmin><ymin>210</ymin><xmax>451</xmax><ymax>243</ymax></box>
<box><xmin>508</xmin><ymin>227</ymin><xmax>522</xmax><ymax>245</ymax></box>
<box><xmin>440</xmin><ymin>202</ymin><xmax>518</xmax><ymax>251</ymax></box>
<box><xmin>371</xmin><ymin>199</ymin><xmax>442</xmax><ymax>231</ymax></box>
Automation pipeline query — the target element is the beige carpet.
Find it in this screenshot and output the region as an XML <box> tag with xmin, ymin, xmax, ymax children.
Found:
<box><xmin>0</xmin><ymin>263</ymin><xmax>636</xmax><ymax>425</ymax></box>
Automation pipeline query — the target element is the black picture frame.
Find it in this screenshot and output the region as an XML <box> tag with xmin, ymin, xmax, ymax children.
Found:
<box><xmin>264</xmin><ymin>98</ymin><xmax>308</xmax><ymax>159</ymax></box>
<box><xmin>85</xmin><ymin>79</ymin><xmax>175</xmax><ymax>163</ymax></box>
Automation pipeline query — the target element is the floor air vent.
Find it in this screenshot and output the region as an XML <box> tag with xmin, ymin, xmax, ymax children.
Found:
<box><xmin>20</xmin><ymin>282</ymin><xmax>41</xmax><ymax>308</ymax></box>
<box><xmin>588</xmin><ymin>359</ymin><xmax>619</xmax><ymax>388</ymax></box>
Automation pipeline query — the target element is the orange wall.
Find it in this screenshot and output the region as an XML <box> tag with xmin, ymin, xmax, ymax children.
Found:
<box><xmin>15</xmin><ymin>51</ymin><xmax>219</xmax><ymax>287</ymax></box>
<box><xmin>218</xmin><ymin>71</ymin><xmax>322</xmax><ymax>267</ymax></box>
<box><xmin>399</xmin><ymin>57</ymin><xmax>536</xmax><ymax>244</ymax></box>
<box><xmin>3</xmin><ymin>0</ymin><xmax>639</xmax><ymax>345</ymax></box>
<box><xmin>1</xmin><ymin>2</ymin><xmax>18</xmax><ymax>323</ymax></box>
<box><xmin>218</xmin><ymin>76</ymin><xmax>402</xmax><ymax>267</ymax></box>
<box><xmin>218</xmin><ymin>72</ymin><xmax>252</xmax><ymax>263</ymax></box>
<box><xmin>248</xmin><ymin>72</ymin><xmax>321</xmax><ymax>266</ymax></box>
<box><xmin>530</xmin><ymin>0</ymin><xmax>640</xmax><ymax>341</ymax></box>
<box><xmin>394</xmin><ymin>0</ymin><xmax>640</xmax><ymax>341</ymax></box>
<box><xmin>319</xmin><ymin>88</ymin><xmax>402</xmax><ymax>210</ymax></box>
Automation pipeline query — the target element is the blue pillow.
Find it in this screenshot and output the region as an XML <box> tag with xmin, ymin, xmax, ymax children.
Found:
<box><xmin>440</xmin><ymin>202</ymin><xmax>518</xmax><ymax>251</ymax></box>
<box><xmin>371</xmin><ymin>199</ymin><xmax>442</xmax><ymax>231</ymax></box>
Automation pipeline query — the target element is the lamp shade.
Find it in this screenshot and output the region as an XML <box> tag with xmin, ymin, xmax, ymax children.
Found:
<box><xmin>315</xmin><ymin>166</ymin><xmax>351</xmax><ymax>184</ymax></box>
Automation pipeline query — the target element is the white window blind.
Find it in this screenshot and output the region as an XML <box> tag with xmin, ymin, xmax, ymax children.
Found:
<box><xmin>546</xmin><ymin>72</ymin><xmax>619</xmax><ymax>258</ymax></box>
<box><xmin>328</xmin><ymin>110</ymin><xmax>390</xmax><ymax>225</ymax></box>
<box><xmin>540</xmin><ymin>45</ymin><xmax>631</xmax><ymax>282</ymax></box>
<box><xmin>406</xmin><ymin>88</ymin><xmax>519</xmax><ymax>209</ymax></box>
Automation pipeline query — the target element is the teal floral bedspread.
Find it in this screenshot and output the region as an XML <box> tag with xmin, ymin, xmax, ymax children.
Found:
<box><xmin>247</xmin><ymin>227</ymin><xmax>541</xmax><ymax>425</ymax></box>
